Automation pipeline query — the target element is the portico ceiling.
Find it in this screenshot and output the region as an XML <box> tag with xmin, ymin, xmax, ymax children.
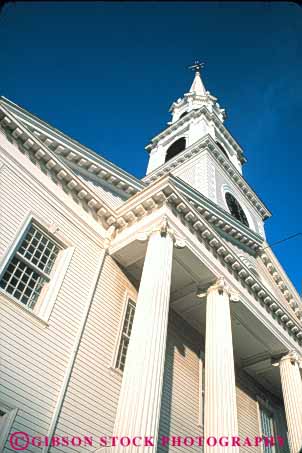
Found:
<box><xmin>113</xmin><ymin>237</ymin><xmax>286</xmax><ymax>399</ymax></box>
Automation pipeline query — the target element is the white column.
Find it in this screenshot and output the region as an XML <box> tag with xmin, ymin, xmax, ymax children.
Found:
<box><xmin>204</xmin><ymin>277</ymin><xmax>239</xmax><ymax>452</ymax></box>
<box><xmin>279</xmin><ymin>351</ymin><xmax>302</xmax><ymax>453</ymax></box>
<box><xmin>113</xmin><ymin>220</ymin><xmax>174</xmax><ymax>452</ymax></box>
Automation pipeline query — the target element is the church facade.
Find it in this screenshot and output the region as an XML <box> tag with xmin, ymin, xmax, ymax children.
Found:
<box><xmin>0</xmin><ymin>67</ymin><xmax>302</xmax><ymax>453</ymax></box>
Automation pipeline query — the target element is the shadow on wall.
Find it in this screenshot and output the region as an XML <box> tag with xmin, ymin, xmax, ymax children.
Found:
<box><xmin>157</xmin><ymin>310</ymin><xmax>203</xmax><ymax>453</ymax></box>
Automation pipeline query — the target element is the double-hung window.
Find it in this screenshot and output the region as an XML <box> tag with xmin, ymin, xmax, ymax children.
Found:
<box><xmin>259</xmin><ymin>404</ymin><xmax>276</xmax><ymax>453</ymax></box>
<box><xmin>0</xmin><ymin>223</ymin><xmax>62</xmax><ymax>311</ymax></box>
<box><xmin>115</xmin><ymin>298</ymin><xmax>136</xmax><ymax>372</ymax></box>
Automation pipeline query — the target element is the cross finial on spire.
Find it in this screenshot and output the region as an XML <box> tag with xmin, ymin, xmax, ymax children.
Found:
<box><xmin>188</xmin><ymin>60</ymin><xmax>205</xmax><ymax>73</ymax></box>
<box><xmin>188</xmin><ymin>60</ymin><xmax>206</xmax><ymax>96</ymax></box>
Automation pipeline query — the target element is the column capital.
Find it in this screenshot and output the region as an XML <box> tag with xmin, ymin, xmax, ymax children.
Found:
<box><xmin>207</xmin><ymin>276</ymin><xmax>240</xmax><ymax>302</ymax></box>
<box><xmin>104</xmin><ymin>225</ymin><xmax>116</xmax><ymax>248</ymax></box>
<box><xmin>280</xmin><ymin>350</ymin><xmax>302</xmax><ymax>367</ymax></box>
<box><xmin>136</xmin><ymin>216</ymin><xmax>186</xmax><ymax>249</ymax></box>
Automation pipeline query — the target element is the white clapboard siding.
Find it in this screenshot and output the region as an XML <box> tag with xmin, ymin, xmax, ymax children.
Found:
<box><xmin>158</xmin><ymin>311</ymin><xmax>202</xmax><ymax>453</ymax></box>
<box><xmin>236</xmin><ymin>377</ymin><xmax>262</xmax><ymax>452</ymax></box>
<box><xmin>0</xmin><ymin>135</ymin><xmax>109</xmax><ymax>453</ymax></box>
<box><xmin>236</xmin><ymin>373</ymin><xmax>290</xmax><ymax>453</ymax></box>
<box><xmin>52</xmin><ymin>255</ymin><xmax>138</xmax><ymax>452</ymax></box>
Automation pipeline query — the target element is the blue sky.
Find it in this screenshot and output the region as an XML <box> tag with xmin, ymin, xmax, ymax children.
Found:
<box><xmin>1</xmin><ymin>2</ymin><xmax>301</xmax><ymax>292</ymax></box>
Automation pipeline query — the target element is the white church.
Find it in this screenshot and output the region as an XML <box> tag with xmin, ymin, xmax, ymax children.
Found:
<box><xmin>0</xmin><ymin>64</ymin><xmax>301</xmax><ymax>453</ymax></box>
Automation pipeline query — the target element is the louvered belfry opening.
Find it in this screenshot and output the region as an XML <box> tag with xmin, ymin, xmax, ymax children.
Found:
<box><xmin>165</xmin><ymin>137</ymin><xmax>186</xmax><ymax>162</ymax></box>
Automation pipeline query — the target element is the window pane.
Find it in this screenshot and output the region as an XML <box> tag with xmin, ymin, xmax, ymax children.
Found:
<box><xmin>18</xmin><ymin>225</ymin><xmax>60</xmax><ymax>274</ymax></box>
<box><xmin>0</xmin><ymin>223</ymin><xmax>62</xmax><ymax>310</ymax></box>
<box><xmin>116</xmin><ymin>299</ymin><xmax>136</xmax><ymax>371</ymax></box>
<box><xmin>225</xmin><ymin>192</ymin><xmax>249</xmax><ymax>227</ymax></box>
<box><xmin>0</xmin><ymin>257</ymin><xmax>46</xmax><ymax>309</ymax></box>
<box><xmin>260</xmin><ymin>407</ymin><xmax>275</xmax><ymax>453</ymax></box>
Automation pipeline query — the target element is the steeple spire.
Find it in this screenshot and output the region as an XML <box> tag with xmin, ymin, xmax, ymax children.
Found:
<box><xmin>168</xmin><ymin>61</ymin><xmax>226</xmax><ymax>125</ymax></box>
<box><xmin>188</xmin><ymin>61</ymin><xmax>207</xmax><ymax>96</ymax></box>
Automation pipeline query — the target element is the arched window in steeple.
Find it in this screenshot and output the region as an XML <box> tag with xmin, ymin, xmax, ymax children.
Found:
<box><xmin>216</xmin><ymin>141</ymin><xmax>229</xmax><ymax>160</ymax></box>
<box><xmin>225</xmin><ymin>192</ymin><xmax>249</xmax><ymax>227</ymax></box>
<box><xmin>165</xmin><ymin>137</ymin><xmax>186</xmax><ymax>163</ymax></box>
<box><xmin>179</xmin><ymin>111</ymin><xmax>189</xmax><ymax>119</ymax></box>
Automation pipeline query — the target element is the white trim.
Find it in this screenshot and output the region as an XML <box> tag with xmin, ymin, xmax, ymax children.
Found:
<box><xmin>221</xmin><ymin>183</ymin><xmax>256</xmax><ymax>232</ymax></box>
<box><xmin>0</xmin><ymin>401</ymin><xmax>18</xmax><ymax>451</ymax></box>
<box><xmin>0</xmin><ymin>289</ymin><xmax>49</xmax><ymax>326</ymax></box>
<box><xmin>42</xmin><ymin>248</ymin><xmax>107</xmax><ymax>453</ymax></box>
<box><xmin>0</xmin><ymin>143</ymin><xmax>106</xmax><ymax>246</ymax></box>
<box><xmin>0</xmin><ymin>212</ymin><xmax>32</xmax><ymax>275</ymax></box>
<box><xmin>256</xmin><ymin>400</ymin><xmax>265</xmax><ymax>453</ymax></box>
<box><xmin>0</xmin><ymin>97</ymin><xmax>143</xmax><ymax>192</ymax></box>
<box><xmin>111</xmin><ymin>291</ymin><xmax>137</xmax><ymax>371</ymax></box>
<box><xmin>0</xmin><ymin>212</ymin><xmax>74</xmax><ymax>323</ymax></box>
<box><xmin>38</xmin><ymin>246</ymin><xmax>75</xmax><ymax>321</ymax></box>
<box><xmin>198</xmin><ymin>350</ymin><xmax>205</xmax><ymax>428</ymax></box>
<box><xmin>0</xmin><ymin>104</ymin><xmax>116</xmax><ymax>219</ymax></box>
<box><xmin>257</xmin><ymin>397</ymin><xmax>277</xmax><ymax>453</ymax></box>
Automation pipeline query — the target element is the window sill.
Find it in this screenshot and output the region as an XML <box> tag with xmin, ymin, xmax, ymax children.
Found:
<box><xmin>0</xmin><ymin>289</ymin><xmax>49</xmax><ymax>327</ymax></box>
<box><xmin>108</xmin><ymin>366</ymin><xmax>123</xmax><ymax>378</ymax></box>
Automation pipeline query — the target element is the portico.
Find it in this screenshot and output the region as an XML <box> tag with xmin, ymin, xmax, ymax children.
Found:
<box><xmin>110</xmin><ymin>207</ymin><xmax>302</xmax><ymax>452</ymax></box>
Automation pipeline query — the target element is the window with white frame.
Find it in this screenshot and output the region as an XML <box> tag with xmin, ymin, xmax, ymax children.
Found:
<box><xmin>115</xmin><ymin>298</ymin><xmax>136</xmax><ymax>372</ymax></box>
<box><xmin>0</xmin><ymin>223</ymin><xmax>62</xmax><ymax>310</ymax></box>
<box><xmin>0</xmin><ymin>403</ymin><xmax>18</xmax><ymax>450</ymax></box>
<box><xmin>259</xmin><ymin>404</ymin><xmax>276</xmax><ymax>453</ymax></box>
<box><xmin>198</xmin><ymin>351</ymin><xmax>205</xmax><ymax>428</ymax></box>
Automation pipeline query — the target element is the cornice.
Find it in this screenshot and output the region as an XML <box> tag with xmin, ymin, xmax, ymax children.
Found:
<box><xmin>110</xmin><ymin>179</ymin><xmax>302</xmax><ymax>343</ymax></box>
<box><xmin>0</xmin><ymin>98</ymin><xmax>144</xmax><ymax>199</ymax></box>
<box><xmin>0</xmin><ymin>107</ymin><xmax>118</xmax><ymax>226</ymax></box>
<box><xmin>260</xmin><ymin>248</ymin><xmax>302</xmax><ymax>317</ymax></box>
<box><xmin>113</xmin><ymin>175</ymin><xmax>262</xmax><ymax>252</ymax></box>
<box><xmin>144</xmin><ymin>134</ymin><xmax>271</xmax><ymax>220</ymax></box>
<box><xmin>171</xmin><ymin>175</ymin><xmax>264</xmax><ymax>247</ymax></box>
<box><xmin>145</xmin><ymin>105</ymin><xmax>245</xmax><ymax>161</ymax></box>
<box><xmin>0</xmin><ymin>143</ymin><xmax>106</xmax><ymax>247</ymax></box>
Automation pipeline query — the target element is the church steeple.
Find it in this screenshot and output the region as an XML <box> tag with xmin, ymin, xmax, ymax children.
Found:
<box><xmin>146</xmin><ymin>62</ymin><xmax>243</xmax><ymax>176</ymax></box>
<box><xmin>145</xmin><ymin>63</ymin><xmax>268</xmax><ymax>239</ymax></box>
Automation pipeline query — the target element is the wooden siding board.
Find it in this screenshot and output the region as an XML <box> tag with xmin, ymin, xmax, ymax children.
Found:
<box><xmin>54</xmin><ymin>256</ymin><xmax>138</xmax><ymax>447</ymax></box>
<box><xmin>0</xmin><ymin>137</ymin><xmax>108</xmax><ymax>452</ymax></box>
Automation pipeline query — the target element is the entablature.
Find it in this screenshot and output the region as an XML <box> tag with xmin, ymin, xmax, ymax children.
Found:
<box><xmin>0</xmin><ymin>107</ymin><xmax>117</xmax><ymax>226</ymax></box>
<box><xmin>0</xmin><ymin>97</ymin><xmax>144</xmax><ymax>200</ymax></box>
<box><xmin>109</xmin><ymin>176</ymin><xmax>302</xmax><ymax>341</ymax></box>
<box><xmin>260</xmin><ymin>248</ymin><xmax>302</xmax><ymax>315</ymax></box>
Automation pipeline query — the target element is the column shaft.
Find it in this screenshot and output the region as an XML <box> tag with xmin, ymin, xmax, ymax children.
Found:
<box><xmin>204</xmin><ymin>279</ymin><xmax>239</xmax><ymax>452</ymax></box>
<box><xmin>113</xmin><ymin>229</ymin><xmax>173</xmax><ymax>452</ymax></box>
<box><xmin>280</xmin><ymin>354</ymin><xmax>302</xmax><ymax>452</ymax></box>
